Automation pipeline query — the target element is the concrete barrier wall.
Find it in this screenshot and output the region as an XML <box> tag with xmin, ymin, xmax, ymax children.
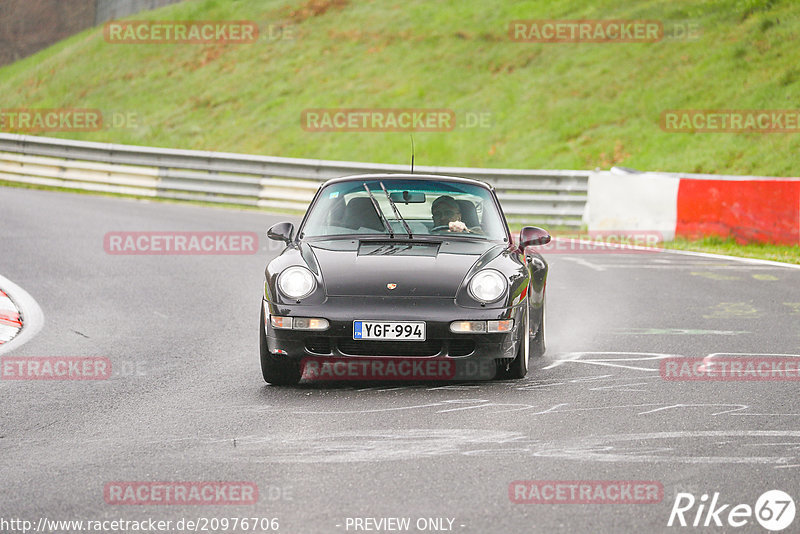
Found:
<box><xmin>585</xmin><ymin>168</ymin><xmax>800</xmax><ymax>244</ymax></box>
<box><xmin>583</xmin><ymin>170</ymin><xmax>680</xmax><ymax>241</ymax></box>
<box><xmin>676</xmin><ymin>178</ymin><xmax>800</xmax><ymax>245</ymax></box>
<box><xmin>95</xmin><ymin>0</ymin><xmax>184</xmax><ymax>25</ymax></box>
<box><xmin>0</xmin><ymin>0</ymin><xmax>94</xmax><ymax>66</ymax></box>
<box><xmin>0</xmin><ymin>0</ymin><xmax>183</xmax><ymax>66</ymax></box>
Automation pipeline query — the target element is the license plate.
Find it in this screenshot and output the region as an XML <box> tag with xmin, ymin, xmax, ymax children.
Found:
<box><xmin>353</xmin><ymin>321</ymin><xmax>426</xmax><ymax>341</ymax></box>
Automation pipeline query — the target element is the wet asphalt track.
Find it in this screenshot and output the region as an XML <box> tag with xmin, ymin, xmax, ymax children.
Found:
<box><xmin>1</xmin><ymin>187</ymin><xmax>799</xmax><ymax>534</ymax></box>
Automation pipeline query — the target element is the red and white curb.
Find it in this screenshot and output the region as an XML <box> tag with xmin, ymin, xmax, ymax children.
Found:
<box><xmin>0</xmin><ymin>275</ymin><xmax>44</xmax><ymax>355</ymax></box>
<box><xmin>0</xmin><ymin>289</ymin><xmax>22</xmax><ymax>345</ymax></box>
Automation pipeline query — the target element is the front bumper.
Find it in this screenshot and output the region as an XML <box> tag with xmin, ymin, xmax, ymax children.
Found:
<box><xmin>262</xmin><ymin>296</ymin><xmax>525</xmax><ymax>366</ymax></box>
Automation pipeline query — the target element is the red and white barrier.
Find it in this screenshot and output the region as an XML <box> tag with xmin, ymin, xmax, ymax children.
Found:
<box><xmin>0</xmin><ymin>289</ymin><xmax>23</xmax><ymax>345</ymax></box>
<box><xmin>585</xmin><ymin>168</ymin><xmax>800</xmax><ymax>244</ymax></box>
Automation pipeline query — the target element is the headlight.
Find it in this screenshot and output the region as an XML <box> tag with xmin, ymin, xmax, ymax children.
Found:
<box><xmin>450</xmin><ymin>320</ymin><xmax>513</xmax><ymax>333</ymax></box>
<box><xmin>468</xmin><ymin>269</ymin><xmax>507</xmax><ymax>303</ymax></box>
<box><xmin>277</xmin><ymin>266</ymin><xmax>316</xmax><ymax>299</ymax></box>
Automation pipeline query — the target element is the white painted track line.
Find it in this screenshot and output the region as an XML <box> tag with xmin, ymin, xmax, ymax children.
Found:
<box><xmin>550</xmin><ymin>237</ymin><xmax>800</xmax><ymax>270</ymax></box>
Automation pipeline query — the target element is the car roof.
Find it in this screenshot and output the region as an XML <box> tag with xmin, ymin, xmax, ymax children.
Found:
<box><xmin>319</xmin><ymin>173</ymin><xmax>494</xmax><ymax>191</ymax></box>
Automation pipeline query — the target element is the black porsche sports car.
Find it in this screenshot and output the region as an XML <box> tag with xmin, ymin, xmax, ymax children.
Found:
<box><xmin>260</xmin><ymin>173</ymin><xmax>550</xmax><ymax>385</ymax></box>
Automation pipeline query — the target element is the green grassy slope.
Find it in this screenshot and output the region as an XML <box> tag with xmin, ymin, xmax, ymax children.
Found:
<box><xmin>1</xmin><ymin>0</ymin><xmax>798</xmax><ymax>175</ymax></box>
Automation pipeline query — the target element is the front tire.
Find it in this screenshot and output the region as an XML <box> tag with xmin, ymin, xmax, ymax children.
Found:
<box><xmin>504</xmin><ymin>301</ymin><xmax>531</xmax><ymax>379</ymax></box>
<box><xmin>500</xmin><ymin>293</ymin><xmax>545</xmax><ymax>380</ymax></box>
<box><xmin>530</xmin><ymin>295</ymin><xmax>546</xmax><ymax>358</ymax></box>
<box><xmin>259</xmin><ymin>306</ymin><xmax>302</xmax><ymax>386</ymax></box>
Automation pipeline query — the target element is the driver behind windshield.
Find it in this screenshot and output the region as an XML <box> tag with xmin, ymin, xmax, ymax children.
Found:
<box><xmin>431</xmin><ymin>195</ymin><xmax>468</xmax><ymax>233</ymax></box>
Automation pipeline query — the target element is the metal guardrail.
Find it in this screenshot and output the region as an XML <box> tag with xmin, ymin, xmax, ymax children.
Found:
<box><xmin>0</xmin><ymin>133</ymin><xmax>589</xmax><ymax>227</ymax></box>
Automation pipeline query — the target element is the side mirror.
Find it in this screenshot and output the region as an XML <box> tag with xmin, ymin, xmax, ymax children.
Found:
<box><xmin>267</xmin><ymin>222</ymin><xmax>294</xmax><ymax>244</ymax></box>
<box><xmin>519</xmin><ymin>226</ymin><xmax>551</xmax><ymax>250</ymax></box>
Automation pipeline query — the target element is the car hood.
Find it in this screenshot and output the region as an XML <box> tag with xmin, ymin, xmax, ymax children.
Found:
<box><xmin>306</xmin><ymin>239</ymin><xmax>505</xmax><ymax>298</ymax></box>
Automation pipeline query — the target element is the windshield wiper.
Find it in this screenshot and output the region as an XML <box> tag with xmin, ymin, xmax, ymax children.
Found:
<box><xmin>362</xmin><ymin>183</ymin><xmax>393</xmax><ymax>238</ymax></box>
<box><xmin>379</xmin><ymin>181</ymin><xmax>413</xmax><ymax>239</ymax></box>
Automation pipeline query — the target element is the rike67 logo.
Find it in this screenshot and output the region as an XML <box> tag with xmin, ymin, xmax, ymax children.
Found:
<box><xmin>668</xmin><ymin>490</ymin><xmax>795</xmax><ymax>531</ymax></box>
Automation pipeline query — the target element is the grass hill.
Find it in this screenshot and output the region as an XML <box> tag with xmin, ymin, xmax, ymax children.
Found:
<box><xmin>1</xmin><ymin>0</ymin><xmax>798</xmax><ymax>176</ymax></box>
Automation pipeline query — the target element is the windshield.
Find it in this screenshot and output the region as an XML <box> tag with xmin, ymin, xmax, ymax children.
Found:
<box><xmin>301</xmin><ymin>179</ymin><xmax>507</xmax><ymax>241</ymax></box>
